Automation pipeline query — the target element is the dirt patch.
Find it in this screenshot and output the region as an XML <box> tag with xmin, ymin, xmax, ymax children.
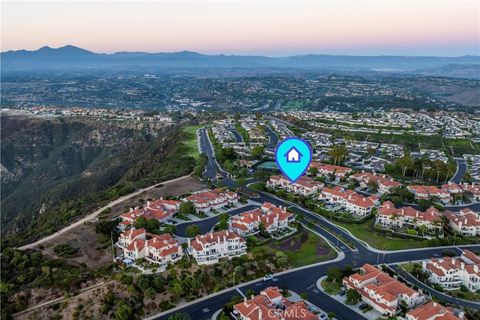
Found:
<box><xmin>35</xmin><ymin>176</ymin><xmax>205</xmax><ymax>269</ymax></box>
<box><xmin>274</xmin><ymin>231</ymin><xmax>308</xmax><ymax>251</ymax></box>
<box><xmin>108</xmin><ymin>175</ymin><xmax>206</xmax><ymax>219</ymax></box>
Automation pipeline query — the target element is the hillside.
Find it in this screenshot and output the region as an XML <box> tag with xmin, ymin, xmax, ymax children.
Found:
<box><xmin>1</xmin><ymin>115</ymin><xmax>196</xmax><ymax>246</ymax></box>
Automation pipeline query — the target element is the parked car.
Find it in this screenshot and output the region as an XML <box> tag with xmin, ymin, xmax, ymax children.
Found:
<box><xmin>319</xmin><ymin>313</ymin><xmax>328</xmax><ymax>320</ymax></box>
<box><xmin>339</xmin><ymin>288</ymin><xmax>346</xmax><ymax>296</ymax></box>
<box><xmin>308</xmin><ymin>305</ymin><xmax>318</xmax><ymax>312</ymax></box>
<box><xmin>263</xmin><ymin>274</ymin><xmax>274</xmax><ymax>281</ymax></box>
<box><xmin>359</xmin><ymin>303</ymin><xmax>369</xmax><ymax>310</ymax></box>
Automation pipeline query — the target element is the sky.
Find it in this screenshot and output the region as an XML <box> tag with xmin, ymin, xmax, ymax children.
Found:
<box><xmin>2</xmin><ymin>1</ymin><xmax>479</xmax><ymax>56</ymax></box>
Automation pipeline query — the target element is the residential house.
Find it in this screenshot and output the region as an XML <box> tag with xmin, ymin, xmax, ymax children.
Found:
<box><xmin>423</xmin><ymin>250</ymin><xmax>480</xmax><ymax>292</ymax></box>
<box><xmin>445</xmin><ymin>209</ymin><xmax>480</xmax><ymax>236</ymax></box>
<box><xmin>267</xmin><ymin>175</ymin><xmax>323</xmax><ymax>196</ymax></box>
<box><xmin>188</xmin><ymin>230</ymin><xmax>247</xmax><ymax>265</ymax></box>
<box><xmin>406</xmin><ymin>301</ymin><xmax>461</xmax><ymax>320</ymax></box>
<box><xmin>462</xmin><ymin>183</ymin><xmax>480</xmax><ymax>201</ymax></box>
<box><xmin>185</xmin><ymin>189</ymin><xmax>238</xmax><ymax>212</ymax></box>
<box><xmin>117</xmin><ymin>229</ymin><xmax>183</xmax><ymax>269</ymax></box>
<box><xmin>343</xmin><ymin>264</ymin><xmax>426</xmax><ymax>317</ymax></box>
<box><xmin>233</xmin><ymin>286</ymin><xmax>317</xmax><ymax>320</ymax></box>
<box><xmin>119</xmin><ymin>199</ymin><xmax>181</xmax><ymax>230</ymax></box>
<box><xmin>229</xmin><ymin>202</ymin><xmax>294</xmax><ymax>236</ymax></box>
<box><xmin>376</xmin><ymin>201</ymin><xmax>443</xmax><ymax>235</ymax></box>
<box><xmin>350</xmin><ymin>171</ymin><xmax>402</xmax><ymax>194</ymax></box>
<box><xmin>407</xmin><ymin>186</ymin><xmax>451</xmax><ymax>203</ymax></box>
<box><xmin>309</xmin><ymin>162</ymin><xmax>352</xmax><ymax>179</ymax></box>
<box><xmin>320</xmin><ymin>186</ymin><xmax>379</xmax><ymax>216</ymax></box>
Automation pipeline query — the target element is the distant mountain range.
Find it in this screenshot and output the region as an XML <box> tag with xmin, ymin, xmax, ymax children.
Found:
<box><xmin>2</xmin><ymin>45</ymin><xmax>480</xmax><ymax>77</ymax></box>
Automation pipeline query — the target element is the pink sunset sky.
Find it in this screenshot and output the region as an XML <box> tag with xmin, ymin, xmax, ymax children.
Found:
<box><xmin>1</xmin><ymin>0</ymin><xmax>479</xmax><ymax>56</ymax></box>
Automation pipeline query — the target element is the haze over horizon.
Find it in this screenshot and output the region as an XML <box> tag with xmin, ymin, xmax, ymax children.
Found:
<box><xmin>2</xmin><ymin>1</ymin><xmax>479</xmax><ymax>57</ymax></box>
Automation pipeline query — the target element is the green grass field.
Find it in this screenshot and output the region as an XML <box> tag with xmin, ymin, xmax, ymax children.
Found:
<box><xmin>321</xmin><ymin>278</ymin><xmax>341</xmax><ymax>295</ymax></box>
<box><xmin>334</xmin><ymin>220</ymin><xmax>432</xmax><ymax>250</ymax></box>
<box><xmin>250</xmin><ymin>230</ymin><xmax>337</xmax><ymax>268</ymax></box>
<box><xmin>182</xmin><ymin>125</ymin><xmax>203</xmax><ymax>159</ymax></box>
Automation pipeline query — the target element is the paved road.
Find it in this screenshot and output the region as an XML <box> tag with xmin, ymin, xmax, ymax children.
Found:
<box><xmin>230</xmin><ymin>128</ymin><xmax>243</xmax><ymax>143</ymax></box>
<box><xmin>450</xmin><ymin>159</ymin><xmax>467</xmax><ymax>183</ymax></box>
<box><xmin>264</xmin><ymin>124</ymin><xmax>279</xmax><ymax>151</ymax></box>
<box><xmin>18</xmin><ymin>174</ymin><xmax>193</xmax><ymax>250</ymax></box>
<box><xmin>150</xmin><ymin>127</ymin><xmax>480</xmax><ymax>320</ymax></box>
<box><xmin>174</xmin><ymin>204</ymin><xmax>258</xmax><ymax>237</ymax></box>
<box><xmin>391</xmin><ymin>264</ymin><xmax>480</xmax><ymax>310</ymax></box>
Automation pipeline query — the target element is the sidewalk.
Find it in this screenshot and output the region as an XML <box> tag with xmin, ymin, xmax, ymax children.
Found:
<box><xmin>316</xmin><ymin>276</ymin><xmax>379</xmax><ymax>320</ymax></box>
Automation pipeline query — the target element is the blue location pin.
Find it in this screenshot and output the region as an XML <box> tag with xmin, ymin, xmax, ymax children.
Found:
<box><xmin>275</xmin><ymin>137</ymin><xmax>312</xmax><ymax>182</ymax></box>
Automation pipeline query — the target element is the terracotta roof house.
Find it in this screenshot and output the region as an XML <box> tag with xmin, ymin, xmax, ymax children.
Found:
<box><xmin>188</xmin><ymin>230</ymin><xmax>247</xmax><ymax>265</ymax></box>
<box><xmin>343</xmin><ymin>264</ymin><xmax>426</xmax><ymax>316</ymax></box>
<box><xmin>406</xmin><ymin>301</ymin><xmax>461</xmax><ymax>320</ymax></box>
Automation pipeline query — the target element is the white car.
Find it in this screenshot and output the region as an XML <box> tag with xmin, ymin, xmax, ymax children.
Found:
<box><xmin>263</xmin><ymin>274</ymin><xmax>274</xmax><ymax>281</ymax></box>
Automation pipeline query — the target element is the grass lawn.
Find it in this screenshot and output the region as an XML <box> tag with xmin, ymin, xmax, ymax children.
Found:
<box><xmin>182</xmin><ymin>125</ymin><xmax>204</xmax><ymax>159</ymax></box>
<box><xmin>250</xmin><ymin>230</ymin><xmax>337</xmax><ymax>268</ymax></box>
<box><xmin>400</xmin><ymin>262</ymin><xmax>421</xmax><ymax>274</ymax></box>
<box><xmin>321</xmin><ymin>278</ymin><xmax>341</xmax><ymax>295</ymax></box>
<box><xmin>446</xmin><ymin>289</ymin><xmax>480</xmax><ymax>302</ymax></box>
<box><xmin>334</xmin><ymin>220</ymin><xmax>432</xmax><ymax>251</ymax></box>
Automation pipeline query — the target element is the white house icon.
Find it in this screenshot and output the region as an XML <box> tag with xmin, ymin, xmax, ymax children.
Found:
<box><xmin>284</xmin><ymin>146</ymin><xmax>303</xmax><ymax>163</ymax></box>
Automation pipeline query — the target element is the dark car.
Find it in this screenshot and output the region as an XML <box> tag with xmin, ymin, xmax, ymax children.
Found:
<box><xmin>359</xmin><ymin>303</ymin><xmax>369</xmax><ymax>310</ymax></box>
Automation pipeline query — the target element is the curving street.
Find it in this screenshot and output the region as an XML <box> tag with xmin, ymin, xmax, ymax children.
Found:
<box><xmin>151</xmin><ymin>126</ymin><xmax>480</xmax><ymax>320</ymax></box>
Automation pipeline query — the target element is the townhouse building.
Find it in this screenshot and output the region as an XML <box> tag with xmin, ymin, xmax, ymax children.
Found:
<box><xmin>267</xmin><ymin>175</ymin><xmax>323</xmax><ymax>196</ymax></box>
<box><xmin>422</xmin><ymin>250</ymin><xmax>480</xmax><ymax>292</ymax></box>
<box><xmin>462</xmin><ymin>183</ymin><xmax>480</xmax><ymax>201</ymax></box>
<box><xmin>119</xmin><ymin>199</ymin><xmax>181</xmax><ymax>230</ymax></box>
<box><xmin>188</xmin><ymin>230</ymin><xmax>247</xmax><ymax>265</ymax></box>
<box><xmin>233</xmin><ymin>286</ymin><xmax>317</xmax><ymax>320</ymax></box>
<box><xmin>445</xmin><ymin>208</ymin><xmax>480</xmax><ymax>236</ymax></box>
<box><xmin>376</xmin><ymin>201</ymin><xmax>443</xmax><ymax>235</ymax></box>
<box><xmin>350</xmin><ymin>171</ymin><xmax>402</xmax><ymax>194</ymax></box>
<box><xmin>116</xmin><ymin>229</ymin><xmax>183</xmax><ymax>269</ymax></box>
<box><xmin>343</xmin><ymin>264</ymin><xmax>426</xmax><ymax>317</ymax></box>
<box><xmin>309</xmin><ymin>161</ymin><xmax>352</xmax><ymax>179</ymax></box>
<box><xmin>320</xmin><ymin>186</ymin><xmax>379</xmax><ymax>216</ymax></box>
<box><xmin>407</xmin><ymin>185</ymin><xmax>451</xmax><ymax>203</ymax></box>
<box><xmin>229</xmin><ymin>202</ymin><xmax>294</xmax><ymax>236</ymax></box>
<box><xmin>184</xmin><ymin>189</ymin><xmax>238</xmax><ymax>212</ymax></box>
<box><xmin>406</xmin><ymin>301</ymin><xmax>461</xmax><ymax>320</ymax></box>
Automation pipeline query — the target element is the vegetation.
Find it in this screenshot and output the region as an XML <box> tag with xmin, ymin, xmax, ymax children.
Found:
<box><xmin>2</xmin><ymin>116</ymin><xmax>197</xmax><ymax>247</ymax></box>
<box><xmin>53</xmin><ymin>243</ymin><xmax>79</xmax><ymax>258</ymax></box>
<box><xmin>1</xmin><ymin>248</ymin><xmax>93</xmax><ymax>318</ymax></box>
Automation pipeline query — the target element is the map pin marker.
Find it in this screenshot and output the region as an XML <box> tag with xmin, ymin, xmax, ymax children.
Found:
<box><xmin>275</xmin><ymin>137</ymin><xmax>312</xmax><ymax>183</ymax></box>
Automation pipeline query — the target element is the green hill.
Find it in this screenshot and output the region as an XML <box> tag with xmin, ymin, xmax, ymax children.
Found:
<box><xmin>1</xmin><ymin>115</ymin><xmax>196</xmax><ymax>246</ymax></box>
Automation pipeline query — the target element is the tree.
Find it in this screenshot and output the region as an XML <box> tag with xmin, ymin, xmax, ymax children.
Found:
<box><xmin>179</xmin><ymin>201</ymin><xmax>196</xmax><ymax>215</ymax></box>
<box><xmin>328</xmin><ymin>145</ymin><xmax>348</xmax><ymax>165</ymax></box>
<box><xmin>217</xmin><ymin>213</ymin><xmax>229</xmax><ymax>230</ymax></box>
<box><xmin>164</xmin><ymin>224</ymin><xmax>176</xmax><ymax>234</ymax></box>
<box><xmin>114</xmin><ymin>301</ymin><xmax>134</xmax><ymax>320</ymax></box>
<box><xmin>186</xmin><ymin>224</ymin><xmax>201</xmax><ymax>237</ymax></box>
<box><xmin>367</xmin><ymin>148</ymin><xmax>377</xmax><ymax>156</ymax></box>
<box><xmin>251</xmin><ymin>145</ymin><xmax>265</xmax><ymax>159</ymax></box>
<box><xmin>326</xmin><ymin>267</ymin><xmax>343</xmax><ymax>283</ymax></box>
<box><xmin>367</xmin><ymin>180</ymin><xmax>379</xmax><ymax>193</ymax></box>
<box><xmin>308</xmin><ymin>167</ymin><xmax>318</xmax><ymax>176</ymax></box>
<box><xmin>345</xmin><ymin>288</ymin><xmax>361</xmax><ymax>305</ymax></box>
<box><xmin>145</xmin><ymin>287</ymin><xmax>157</xmax><ymax>300</ymax></box>
<box><xmin>328</xmin><ymin>311</ymin><xmax>336</xmax><ymax>319</ymax></box>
